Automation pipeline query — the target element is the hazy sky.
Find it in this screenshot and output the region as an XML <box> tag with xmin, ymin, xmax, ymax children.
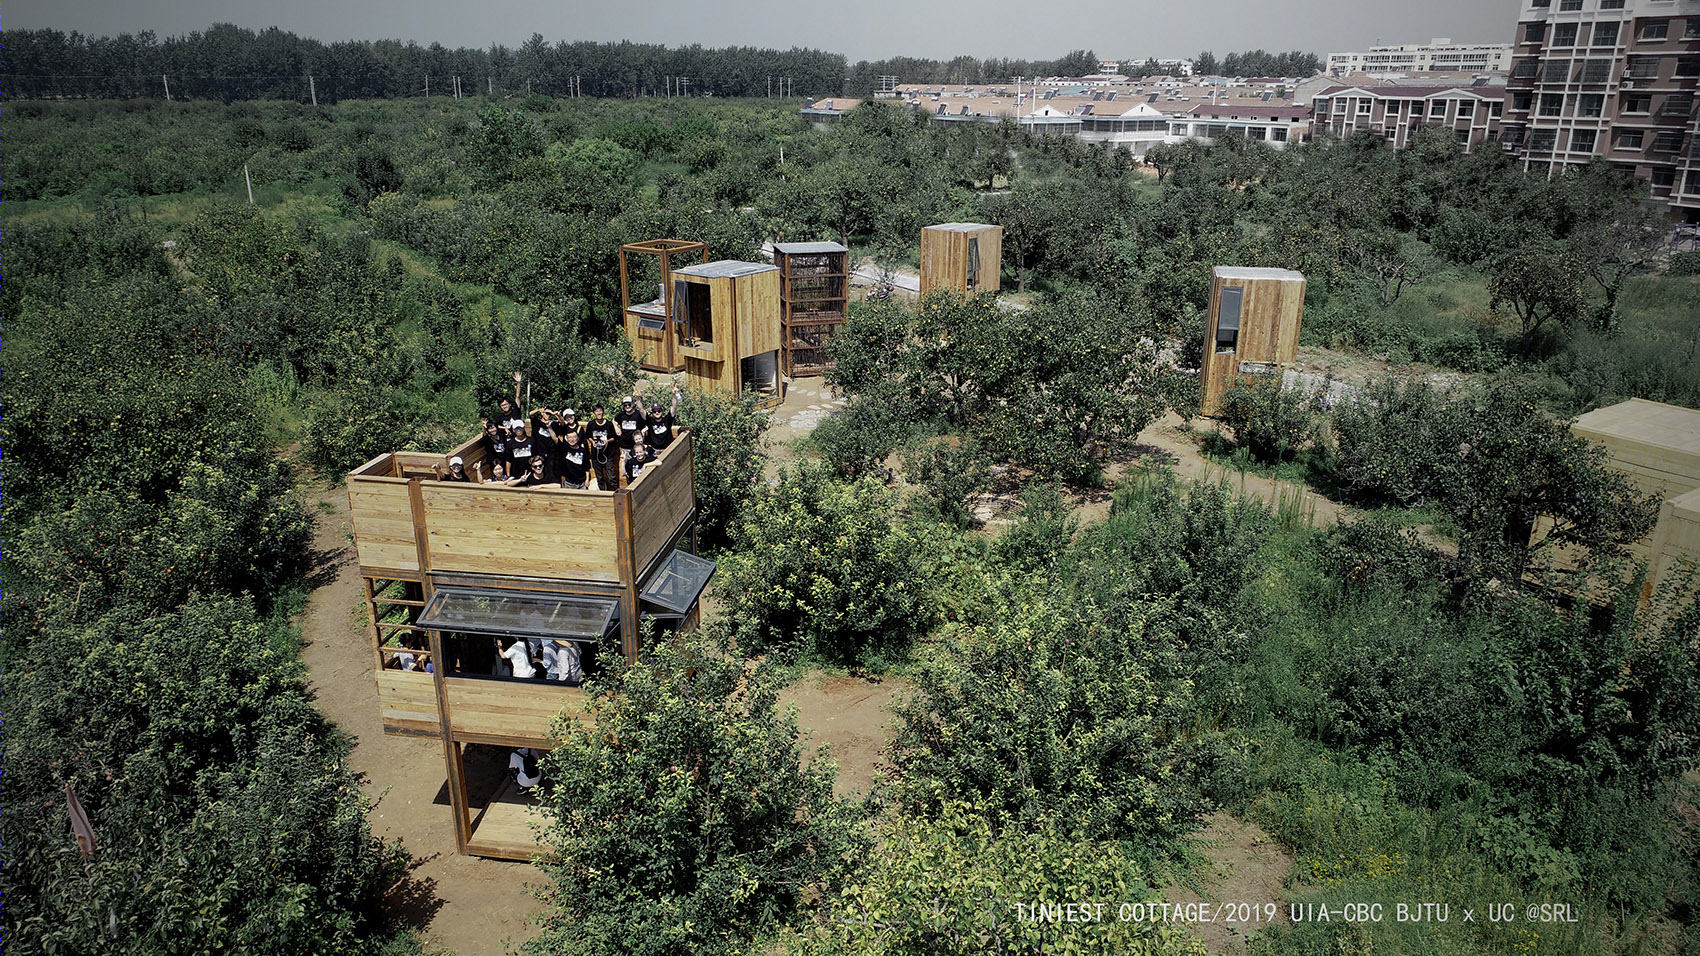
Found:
<box><xmin>8</xmin><ymin>0</ymin><xmax>1523</xmax><ymax>64</ymax></box>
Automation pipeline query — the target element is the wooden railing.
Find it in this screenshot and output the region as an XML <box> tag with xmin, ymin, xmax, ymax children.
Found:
<box><xmin>348</xmin><ymin>429</ymin><xmax>695</xmax><ymax>586</ymax></box>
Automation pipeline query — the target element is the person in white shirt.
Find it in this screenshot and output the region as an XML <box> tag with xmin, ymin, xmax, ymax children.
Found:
<box><xmin>510</xmin><ymin>748</ymin><xmax>541</xmax><ymax>791</ymax></box>
<box><xmin>495</xmin><ymin>637</ymin><xmax>536</xmax><ymax>679</ymax></box>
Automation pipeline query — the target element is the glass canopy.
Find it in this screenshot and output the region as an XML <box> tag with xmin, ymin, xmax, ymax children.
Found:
<box><xmin>639</xmin><ymin>550</ymin><xmax>717</xmax><ymax>615</ymax></box>
<box><xmin>417</xmin><ymin>587</ymin><xmax>617</xmax><ymax>641</ymax></box>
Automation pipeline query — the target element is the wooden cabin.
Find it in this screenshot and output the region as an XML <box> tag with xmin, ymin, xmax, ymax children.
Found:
<box><xmin>774</xmin><ymin>241</ymin><xmax>849</xmax><ymax>377</ymax></box>
<box><xmin>1199</xmin><ymin>266</ymin><xmax>1306</xmax><ymax>417</ymax></box>
<box><xmin>620</xmin><ymin>239</ymin><xmax>709</xmax><ymax>373</ymax></box>
<box><xmin>347</xmin><ymin>428</ymin><xmax>710</xmax><ymax>859</ymax></box>
<box><xmin>1571</xmin><ymin>399</ymin><xmax>1700</xmax><ymax>603</ymax></box>
<box><xmin>919</xmin><ymin>223</ymin><xmax>1001</xmax><ymax>297</ymax></box>
<box><xmin>671</xmin><ymin>260</ymin><xmax>784</xmax><ymax>405</ymax></box>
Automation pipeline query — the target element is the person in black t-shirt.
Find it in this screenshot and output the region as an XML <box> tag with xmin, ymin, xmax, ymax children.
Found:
<box><xmin>507</xmin><ymin>423</ymin><xmax>537</xmax><ymax>475</ymax></box>
<box><xmin>444</xmin><ymin>456</ymin><xmax>472</xmax><ymax>482</ymax></box>
<box><xmin>615</xmin><ymin>396</ymin><xmax>646</xmax><ymax>452</ymax></box>
<box><xmin>557</xmin><ymin>408</ymin><xmax>586</xmax><ymax>444</ymax></box>
<box><xmin>623</xmin><ymin>434</ymin><xmax>656</xmax><ymax>484</ymax></box>
<box><xmin>515</xmin><ymin>455</ymin><xmax>554</xmax><ymax>487</ymax></box>
<box><xmin>484</xmin><ymin>423</ymin><xmax>508</xmax><ymax>467</ymax></box>
<box><xmin>556</xmin><ymin>430</ymin><xmax>591</xmax><ymax>489</ymax></box>
<box><xmin>586</xmin><ymin>405</ymin><xmax>620</xmax><ymax>492</ymax></box>
<box><xmin>647</xmin><ymin>401</ymin><xmax>678</xmax><ymax>451</ymax></box>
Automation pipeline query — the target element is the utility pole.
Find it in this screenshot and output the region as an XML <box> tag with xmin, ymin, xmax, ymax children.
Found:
<box><xmin>162</xmin><ymin>74</ymin><xmax>171</xmax><ymax>101</ymax></box>
<box><xmin>425</xmin><ymin>74</ymin><xmax>430</xmax><ymax>98</ymax></box>
<box><xmin>244</xmin><ymin>164</ymin><xmax>254</xmax><ymax>205</ymax></box>
<box><xmin>309</xmin><ymin>74</ymin><xmax>317</xmax><ymax>107</ymax></box>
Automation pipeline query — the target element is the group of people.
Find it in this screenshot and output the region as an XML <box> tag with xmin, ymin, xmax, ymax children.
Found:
<box><xmin>494</xmin><ymin>635</ymin><xmax>584</xmax><ymax>684</ymax></box>
<box><xmin>441</xmin><ymin>382</ymin><xmax>682</xmax><ymax>491</ymax></box>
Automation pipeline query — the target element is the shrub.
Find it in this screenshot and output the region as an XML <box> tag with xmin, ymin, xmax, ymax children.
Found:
<box><xmin>2</xmin><ymin>599</ymin><xmax>410</xmax><ymax>956</ymax></box>
<box><xmin>898</xmin><ymin>436</ymin><xmax>991</xmax><ymax>528</ymax></box>
<box><xmin>1666</xmin><ymin>250</ymin><xmax>1700</xmax><ymax>276</ymax></box>
<box><xmin>719</xmin><ymin>463</ymin><xmax>928</xmax><ymax>663</ymax></box>
<box><xmin>530</xmin><ymin>630</ymin><xmax>863</xmax><ymax>956</ymax></box>
<box><xmin>886</xmin><ymin>584</ymin><xmax>1233</xmax><ymax>850</ymax></box>
<box><xmin>1216</xmin><ymin>376</ymin><xmax>1321</xmax><ymax>464</ymax></box>
<box><xmin>781</xmin><ymin>802</ymin><xmax>1207</xmax><ymax>956</ymax></box>
<box><xmin>676</xmin><ymin>388</ymin><xmax>770</xmax><ymax>549</ymax></box>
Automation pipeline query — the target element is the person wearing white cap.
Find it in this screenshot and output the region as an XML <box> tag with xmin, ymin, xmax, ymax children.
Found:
<box><xmin>615</xmin><ymin>395</ymin><xmax>645</xmax><ymax>453</ymax></box>
<box><xmin>444</xmin><ymin>455</ymin><xmax>471</xmax><ymax>482</ymax></box>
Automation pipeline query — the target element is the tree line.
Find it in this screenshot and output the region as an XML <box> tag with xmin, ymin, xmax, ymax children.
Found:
<box><xmin>2</xmin><ymin>23</ymin><xmax>850</xmax><ymax>101</ymax></box>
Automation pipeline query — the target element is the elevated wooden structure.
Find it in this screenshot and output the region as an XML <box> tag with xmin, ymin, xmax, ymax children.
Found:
<box><xmin>1572</xmin><ymin>399</ymin><xmax>1700</xmax><ymax>602</ymax></box>
<box><xmin>920</xmin><ymin>223</ymin><xmax>1001</xmax><ymax>297</ymax></box>
<box><xmin>348</xmin><ymin>428</ymin><xmax>710</xmax><ymax>859</ymax></box>
<box><xmin>774</xmin><ymin>241</ymin><xmax>849</xmax><ymax>377</ymax></box>
<box><xmin>672</xmin><ymin>260</ymin><xmax>784</xmax><ymax>405</ymax></box>
<box><xmin>620</xmin><ymin>239</ymin><xmax>709</xmax><ymax>373</ymax></box>
<box><xmin>1200</xmin><ymin>266</ymin><xmax>1306</xmax><ymax>417</ymax></box>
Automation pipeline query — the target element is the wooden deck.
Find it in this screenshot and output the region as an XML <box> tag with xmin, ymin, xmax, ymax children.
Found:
<box><xmin>467</xmin><ymin>787</ymin><xmax>549</xmax><ymax>861</ymax></box>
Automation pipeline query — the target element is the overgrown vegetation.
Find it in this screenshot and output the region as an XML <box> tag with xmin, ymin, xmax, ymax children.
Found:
<box><xmin>6</xmin><ymin>86</ymin><xmax>1697</xmax><ymax>956</ymax></box>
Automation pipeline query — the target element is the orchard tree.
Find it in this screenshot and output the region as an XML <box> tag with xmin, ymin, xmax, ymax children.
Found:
<box><xmin>530</xmin><ymin>630</ymin><xmax>863</xmax><ymax>956</ymax></box>
<box><xmin>1488</xmin><ymin>239</ymin><xmax>1587</xmax><ymax>343</ymax></box>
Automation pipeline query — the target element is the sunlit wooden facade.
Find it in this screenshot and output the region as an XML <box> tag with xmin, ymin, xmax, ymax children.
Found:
<box><xmin>920</xmin><ymin>223</ymin><xmax>1002</xmax><ymax>297</ymax></box>
<box><xmin>620</xmin><ymin>239</ymin><xmax>709</xmax><ymax>373</ymax></box>
<box><xmin>671</xmin><ymin>260</ymin><xmax>785</xmax><ymax>405</ymax></box>
<box><xmin>1200</xmin><ymin>266</ymin><xmax>1306</xmax><ymax>417</ymax></box>
<box><xmin>347</xmin><ymin>429</ymin><xmax>706</xmax><ymax>859</ymax></box>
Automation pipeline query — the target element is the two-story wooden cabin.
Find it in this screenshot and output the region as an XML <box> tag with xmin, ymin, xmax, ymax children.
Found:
<box><xmin>346</xmin><ymin>428</ymin><xmax>710</xmax><ymax>859</ymax></box>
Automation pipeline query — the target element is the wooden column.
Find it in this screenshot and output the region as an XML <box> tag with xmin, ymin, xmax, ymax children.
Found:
<box><xmin>410</xmin><ymin>478</ymin><xmax>471</xmax><ymax>855</ymax></box>
<box><xmin>614</xmin><ymin>488</ymin><xmax>641</xmax><ymax>664</ymax></box>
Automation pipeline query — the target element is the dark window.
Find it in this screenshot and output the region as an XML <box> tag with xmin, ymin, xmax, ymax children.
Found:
<box><xmin>1558</xmin><ymin>0</ymin><xmax>1582</xmax><ymax>9</ymax></box>
<box><xmin>1525</xmin><ymin>22</ymin><xmax>1547</xmax><ymax>42</ymax></box>
<box><xmin>1539</xmin><ymin>93</ymin><xmax>1565</xmax><ymax>116</ymax></box>
<box><xmin>1617</xmin><ymin>129</ymin><xmax>1644</xmax><ymax>149</ymax></box>
<box><xmin>1598</xmin><ymin>0</ymin><xmax>1622</xmax><ymax>6</ymax></box>
<box><xmin>1653</xmin><ymin>130</ymin><xmax>1684</xmax><ymax>151</ymax></box>
<box><xmin>1570</xmin><ymin>129</ymin><xmax>1596</xmax><ymax>152</ymax></box>
<box><xmin>1651</xmin><ymin>167</ymin><xmax>1675</xmax><ymax>187</ymax></box>
<box><xmin>1688</xmin><ymin>19</ymin><xmax>1700</xmax><ymax>39</ymax></box>
<box><xmin>1215</xmin><ymin>286</ymin><xmax>1243</xmax><ymax>351</ymax></box>
<box><xmin>1663</xmin><ymin>93</ymin><xmax>1694</xmax><ymax>116</ymax></box>
<box><xmin>1459</xmin><ymin>101</ymin><xmax>1476</xmax><ymax>116</ymax></box>
<box><xmin>1642</xmin><ymin>20</ymin><xmax>1669</xmax><ymax>40</ymax></box>
<box><xmin>1513</xmin><ymin>92</ymin><xmax>1534</xmax><ymax>111</ymax></box>
<box><xmin>1627</xmin><ymin>57</ymin><xmax>1660</xmax><ymax>78</ymax></box>
<box><xmin>1580</xmin><ymin>59</ymin><xmax>1613</xmax><ymax>82</ymax></box>
<box><xmin>1676</xmin><ymin>57</ymin><xmax>1700</xmax><ymax>77</ymax></box>
<box><xmin>1514</xmin><ymin>59</ymin><xmax>1540</xmax><ymax>78</ymax></box>
<box><xmin>675</xmin><ymin>279</ymin><xmax>715</xmax><ymax>344</ymax></box>
<box><xmin>1430</xmin><ymin>100</ymin><xmax>1447</xmax><ymax>116</ymax></box>
<box><xmin>1530</xmin><ymin>129</ymin><xmax>1558</xmax><ymax>150</ymax></box>
<box><xmin>1579</xmin><ymin>93</ymin><xmax>1605</xmax><ymax>116</ymax></box>
<box><xmin>966</xmin><ymin>237</ymin><xmax>981</xmax><ymax>290</ymax></box>
<box><xmin>1271</xmin><ymin>127</ymin><xmax>1288</xmax><ymax>142</ymax></box>
<box><xmin>1542</xmin><ymin>59</ymin><xmax>1570</xmax><ymax>82</ymax></box>
<box><xmin>1531</xmin><ymin>0</ymin><xmax>1550</xmax><ymax>6</ymax></box>
<box><xmin>1592</xmin><ymin>22</ymin><xmax>1619</xmax><ymax>45</ymax></box>
<box><xmin>1622</xmin><ymin>93</ymin><xmax>1652</xmax><ymax>112</ymax></box>
<box><xmin>1553</xmin><ymin>23</ymin><xmax>1578</xmax><ymax>45</ymax></box>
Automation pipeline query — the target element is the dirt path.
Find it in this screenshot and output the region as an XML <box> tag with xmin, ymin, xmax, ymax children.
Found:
<box><xmin>1058</xmin><ymin>412</ymin><xmax>1348</xmax><ymax>529</ymax></box>
<box><xmin>1164</xmin><ymin>813</ymin><xmax>1295</xmax><ymax>955</ymax></box>
<box><xmin>298</xmin><ymin>482</ymin><xmax>543</xmax><ymax>956</ymax></box>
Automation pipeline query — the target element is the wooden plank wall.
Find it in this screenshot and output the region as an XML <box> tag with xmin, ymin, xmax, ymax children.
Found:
<box><xmin>1647</xmin><ymin>489</ymin><xmax>1700</xmax><ymax>598</ymax></box>
<box><xmin>628</xmin><ymin>430</ymin><xmax>696</xmax><ymax>576</ymax></box>
<box><xmin>920</xmin><ymin>225</ymin><xmax>1002</xmax><ymax>296</ymax></box>
<box><xmin>349</xmin><ymin>476</ymin><xmax>420</xmax><ymax>572</ymax></box>
<box><xmin>1572</xmin><ymin>402</ymin><xmax>1700</xmax><ymax>501</ymax></box>
<box><xmin>738</xmin><ymin>270</ymin><xmax>782</xmax><ymax>358</ymax></box>
<box><xmin>378</xmin><ymin>669</ymin><xmax>442</xmax><ymax>736</ymax></box>
<box><xmin>445</xmin><ymin>677</ymin><xmax>583</xmax><ymax>746</ymax></box>
<box><xmin>420</xmin><ymin>483</ymin><xmax>620</xmax><ymax>581</ymax></box>
<box><xmin>1201</xmin><ymin>271</ymin><xmax>1306</xmax><ymax>416</ymax></box>
<box><xmin>919</xmin><ymin>226</ymin><xmax>961</xmax><ymax>297</ymax></box>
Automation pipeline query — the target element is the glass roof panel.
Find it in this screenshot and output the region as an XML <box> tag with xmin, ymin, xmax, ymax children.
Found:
<box><xmin>417</xmin><ymin>587</ymin><xmax>617</xmax><ymax>640</ymax></box>
<box><xmin>639</xmin><ymin>550</ymin><xmax>717</xmax><ymax>614</ymax></box>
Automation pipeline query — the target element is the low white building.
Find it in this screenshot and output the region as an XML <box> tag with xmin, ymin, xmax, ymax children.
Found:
<box><xmin>1328</xmin><ymin>39</ymin><xmax>1512</xmax><ymax>75</ymax></box>
<box><xmin>1170</xmin><ymin>103</ymin><xmax>1312</xmax><ymax>147</ymax></box>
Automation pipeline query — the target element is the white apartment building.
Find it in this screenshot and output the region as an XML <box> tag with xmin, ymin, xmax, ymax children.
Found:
<box><xmin>1328</xmin><ymin>39</ymin><xmax>1513</xmax><ymax>74</ymax></box>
